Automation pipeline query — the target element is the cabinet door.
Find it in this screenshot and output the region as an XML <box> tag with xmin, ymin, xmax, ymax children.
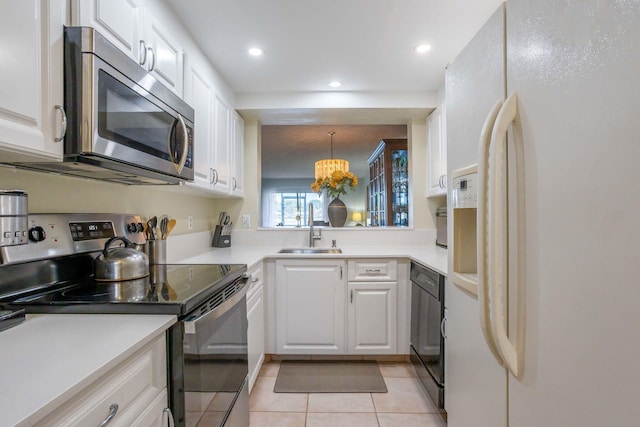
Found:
<box><xmin>348</xmin><ymin>282</ymin><xmax>397</xmax><ymax>354</ymax></box>
<box><xmin>71</xmin><ymin>0</ymin><xmax>144</xmax><ymax>62</ymax></box>
<box><xmin>247</xmin><ymin>284</ymin><xmax>264</xmax><ymax>392</ymax></box>
<box><xmin>427</xmin><ymin>105</ymin><xmax>447</xmax><ymax>197</ymax></box>
<box><xmin>0</xmin><ymin>0</ymin><xmax>65</xmax><ymax>162</ymax></box>
<box><xmin>143</xmin><ymin>8</ymin><xmax>184</xmax><ymax>96</ymax></box>
<box><xmin>184</xmin><ymin>55</ymin><xmax>214</xmax><ymax>189</ymax></box>
<box><xmin>275</xmin><ymin>260</ymin><xmax>346</xmax><ymax>354</ymax></box>
<box><xmin>231</xmin><ymin>111</ymin><xmax>245</xmax><ymax>197</ymax></box>
<box><xmin>128</xmin><ymin>389</ymin><xmax>169</xmax><ymax>427</ymax></box>
<box><xmin>212</xmin><ymin>95</ymin><xmax>232</xmax><ymax>194</ymax></box>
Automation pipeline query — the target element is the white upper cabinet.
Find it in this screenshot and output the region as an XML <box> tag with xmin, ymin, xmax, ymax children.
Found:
<box><xmin>184</xmin><ymin>53</ymin><xmax>214</xmax><ymax>189</ymax></box>
<box><xmin>72</xmin><ymin>0</ymin><xmax>184</xmax><ymax>96</ymax></box>
<box><xmin>427</xmin><ymin>104</ymin><xmax>447</xmax><ymax>197</ymax></box>
<box><xmin>212</xmin><ymin>95</ymin><xmax>233</xmax><ymax>194</ymax></box>
<box><xmin>142</xmin><ymin>8</ymin><xmax>184</xmax><ymax>96</ymax></box>
<box><xmin>183</xmin><ymin>51</ymin><xmax>244</xmax><ymax>197</ymax></box>
<box><xmin>71</xmin><ymin>0</ymin><xmax>144</xmax><ymax>61</ymax></box>
<box><xmin>231</xmin><ymin>112</ymin><xmax>245</xmax><ymax>197</ymax></box>
<box><xmin>0</xmin><ymin>0</ymin><xmax>66</xmax><ymax>162</ymax></box>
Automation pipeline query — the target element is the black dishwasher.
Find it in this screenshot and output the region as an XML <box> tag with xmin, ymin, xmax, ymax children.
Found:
<box><xmin>410</xmin><ymin>262</ymin><xmax>446</xmax><ymax>419</ymax></box>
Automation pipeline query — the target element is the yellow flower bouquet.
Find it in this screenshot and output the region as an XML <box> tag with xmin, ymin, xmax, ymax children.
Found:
<box><xmin>311</xmin><ymin>170</ymin><xmax>358</xmax><ymax>199</ymax></box>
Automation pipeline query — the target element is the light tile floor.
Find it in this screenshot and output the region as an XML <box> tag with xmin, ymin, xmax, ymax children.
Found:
<box><xmin>249</xmin><ymin>361</ymin><xmax>447</xmax><ymax>427</ymax></box>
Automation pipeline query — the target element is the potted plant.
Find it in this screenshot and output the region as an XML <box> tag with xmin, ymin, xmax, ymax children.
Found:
<box><xmin>311</xmin><ymin>170</ymin><xmax>358</xmax><ymax>227</ymax></box>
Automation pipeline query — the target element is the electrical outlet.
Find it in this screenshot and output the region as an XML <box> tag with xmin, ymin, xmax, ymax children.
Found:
<box><xmin>188</xmin><ymin>215</ymin><xmax>193</xmax><ymax>230</ymax></box>
<box><xmin>242</xmin><ymin>214</ymin><xmax>250</xmax><ymax>228</ymax></box>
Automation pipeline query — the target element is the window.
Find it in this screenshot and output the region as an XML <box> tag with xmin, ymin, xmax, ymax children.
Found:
<box><xmin>265</xmin><ymin>191</ymin><xmax>323</xmax><ymax>227</ymax></box>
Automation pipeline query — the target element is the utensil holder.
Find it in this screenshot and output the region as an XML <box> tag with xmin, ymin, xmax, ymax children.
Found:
<box><xmin>212</xmin><ymin>225</ymin><xmax>231</xmax><ymax>248</ymax></box>
<box><xmin>146</xmin><ymin>240</ymin><xmax>166</xmax><ymax>265</ymax></box>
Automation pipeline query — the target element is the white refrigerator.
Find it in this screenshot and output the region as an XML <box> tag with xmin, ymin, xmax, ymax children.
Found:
<box><xmin>445</xmin><ymin>1</ymin><xmax>640</xmax><ymax>426</ymax></box>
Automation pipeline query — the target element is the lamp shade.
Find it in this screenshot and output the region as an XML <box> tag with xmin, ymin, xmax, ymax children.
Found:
<box><xmin>352</xmin><ymin>212</ymin><xmax>363</xmax><ymax>222</ymax></box>
<box><xmin>315</xmin><ymin>158</ymin><xmax>349</xmax><ymax>180</ymax></box>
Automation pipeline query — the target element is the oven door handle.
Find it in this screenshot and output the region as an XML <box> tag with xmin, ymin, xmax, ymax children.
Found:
<box><xmin>184</xmin><ymin>276</ymin><xmax>249</xmax><ymax>334</ymax></box>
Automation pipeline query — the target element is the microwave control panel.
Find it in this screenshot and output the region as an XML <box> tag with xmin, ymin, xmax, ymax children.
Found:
<box><xmin>452</xmin><ymin>172</ymin><xmax>478</xmax><ymax>209</ymax></box>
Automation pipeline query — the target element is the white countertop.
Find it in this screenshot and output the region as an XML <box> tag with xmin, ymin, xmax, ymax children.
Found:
<box><xmin>0</xmin><ymin>314</ymin><xmax>176</xmax><ymax>427</ymax></box>
<box><xmin>178</xmin><ymin>244</ymin><xmax>448</xmax><ymax>276</ymax></box>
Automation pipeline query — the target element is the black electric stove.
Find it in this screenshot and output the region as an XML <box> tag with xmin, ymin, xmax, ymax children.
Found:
<box><xmin>6</xmin><ymin>263</ymin><xmax>246</xmax><ymax>316</ymax></box>
<box><xmin>0</xmin><ymin>213</ymin><xmax>246</xmax><ymax>317</ymax></box>
<box><xmin>0</xmin><ymin>213</ymin><xmax>250</xmax><ymax>427</ymax></box>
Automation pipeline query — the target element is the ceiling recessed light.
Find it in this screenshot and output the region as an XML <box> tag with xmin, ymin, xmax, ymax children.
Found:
<box><xmin>248</xmin><ymin>47</ymin><xmax>264</xmax><ymax>56</ymax></box>
<box><xmin>414</xmin><ymin>44</ymin><xmax>432</xmax><ymax>54</ymax></box>
<box><xmin>328</xmin><ymin>81</ymin><xmax>342</xmax><ymax>88</ymax></box>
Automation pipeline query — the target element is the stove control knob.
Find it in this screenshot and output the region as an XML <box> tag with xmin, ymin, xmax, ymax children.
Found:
<box><xmin>29</xmin><ymin>226</ymin><xmax>46</xmax><ymax>242</ymax></box>
<box><xmin>136</xmin><ymin>222</ymin><xmax>144</xmax><ymax>233</ymax></box>
<box><xmin>127</xmin><ymin>223</ymin><xmax>138</xmax><ymax>233</ymax></box>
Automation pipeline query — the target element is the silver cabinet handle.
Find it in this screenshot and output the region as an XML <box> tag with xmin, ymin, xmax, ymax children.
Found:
<box><xmin>350</xmin><ymin>289</ymin><xmax>353</xmax><ymax>303</ymax></box>
<box><xmin>209</xmin><ymin>168</ymin><xmax>215</xmax><ymax>184</ymax></box>
<box><xmin>251</xmin><ymin>276</ymin><xmax>259</xmax><ymax>283</ymax></box>
<box><xmin>148</xmin><ymin>47</ymin><xmax>156</xmax><ymax>72</ymax></box>
<box><xmin>97</xmin><ymin>404</ymin><xmax>118</xmax><ymax>427</ymax></box>
<box><xmin>365</xmin><ymin>268</ymin><xmax>381</xmax><ymax>273</ymax></box>
<box><xmin>438</xmin><ymin>175</ymin><xmax>442</xmax><ymax>189</ymax></box>
<box><xmin>442</xmin><ymin>174</ymin><xmax>447</xmax><ymax>189</ymax></box>
<box><xmin>232</xmin><ymin>177</ymin><xmax>237</xmax><ymax>190</ymax></box>
<box><xmin>54</xmin><ymin>105</ymin><xmax>66</xmax><ymax>143</ymax></box>
<box><xmin>139</xmin><ymin>40</ymin><xmax>148</xmax><ymax>66</ymax></box>
<box><xmin>340</xmin><ymin>266</ymin><xmax>343</xmax><ymax>280</ymax></box>
<box><xmin>212</xmin><ymin>169</ymin><xmax>219</xmax><ymax>185</ymax></box>
<box><xmin>163</xmin><ymin>407</ymin><xmax>175</xmax><ymax>427</ymax></box>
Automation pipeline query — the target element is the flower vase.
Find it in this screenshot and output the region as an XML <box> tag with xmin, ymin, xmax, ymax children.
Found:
<box><xmin>327</xmin><ymin>197</ymin><xmax>347</xmax><ymax>227</ymax></box>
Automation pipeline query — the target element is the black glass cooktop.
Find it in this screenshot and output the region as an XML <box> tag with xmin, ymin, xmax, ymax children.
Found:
<box><xmin>9</xmin><ymin>264</ymin><xmax>246</xmax><ymax>316</ymax></box>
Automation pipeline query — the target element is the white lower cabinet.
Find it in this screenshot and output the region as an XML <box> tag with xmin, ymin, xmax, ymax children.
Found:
<box><xmin>347</xmin><ymin>282</ymin><xmax>397</xmax><ymax>354</ymax></box>
<box><xmin>246</xmin><ymin>263</ymin><xmax>265</xmax><ymax>392</ymax></box>
<box><xmin>35</xmin><ymin>335</ymin><xmax>171</xmax><ymax>427</ymax></box>
<box><xmin>275</xmin><ymin>259</ymin><xmax>346</xmax><ymax>354</ymax></box>
<box><xmin>273</xmin><ymin>258</ymin><xmax>404</xmax><ymax>356</ymax></box>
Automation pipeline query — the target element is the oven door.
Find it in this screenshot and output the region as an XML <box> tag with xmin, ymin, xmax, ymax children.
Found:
<box><xmin>176</xmin><ymin>276</ymin><xmax>249</xmax><ymax>427</ymax></box>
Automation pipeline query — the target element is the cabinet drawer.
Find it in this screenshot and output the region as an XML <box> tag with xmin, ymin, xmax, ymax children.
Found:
<box><xmin>348</xmin><ymin>259</ymin><xmax>398</xmax><ymax>281</ymax></box>
<box><xmin>35</xmin><ymin>335</ymin><xmax>166</xmax><ymax>427</ymax></box>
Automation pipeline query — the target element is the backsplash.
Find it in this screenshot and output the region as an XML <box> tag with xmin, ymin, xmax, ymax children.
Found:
<box><xmin>0</xmin><ymin>166</ymin><xmax>223</xmax><ymax>236</ymax></box>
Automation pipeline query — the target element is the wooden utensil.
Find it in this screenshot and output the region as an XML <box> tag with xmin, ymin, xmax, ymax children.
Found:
<box><xmin>165</xmin><ymin>219</ymin><xmax>176</xmax><ymax>237</ymax></box>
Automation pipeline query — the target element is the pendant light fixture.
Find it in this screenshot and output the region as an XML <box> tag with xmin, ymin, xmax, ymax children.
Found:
<box><xmin>314</xmin><ymin>131</ymin><xmax>349</xmax><ymax>179</ymax></box>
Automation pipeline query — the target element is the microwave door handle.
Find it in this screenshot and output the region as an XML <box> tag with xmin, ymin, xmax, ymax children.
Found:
<box><xmin>169</xmin><ymin>114</ymin><xmax>189</xmax><ymax>174</ymax></box>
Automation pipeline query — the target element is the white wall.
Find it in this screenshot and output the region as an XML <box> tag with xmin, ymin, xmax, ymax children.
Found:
<box><xmin>0</xmin><ymin>166</ymin><xmax>223</xmax><ymax>236</ymax></box>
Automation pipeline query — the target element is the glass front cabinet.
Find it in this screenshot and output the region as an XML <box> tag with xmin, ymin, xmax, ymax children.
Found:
<box><xmin>367</xmin><ymin>139</ymin><xmax>408</xmax><ymax>226</ymax></box>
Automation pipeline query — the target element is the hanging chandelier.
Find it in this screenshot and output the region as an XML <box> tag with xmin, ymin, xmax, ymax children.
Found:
<box><xmin>314</xmin><ymin>131</ymin><xmax>349</xmax><ymax>179</ymax></box>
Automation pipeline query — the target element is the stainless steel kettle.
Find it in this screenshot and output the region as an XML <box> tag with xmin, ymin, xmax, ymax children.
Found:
<box><xmin>94</xmin><ymin>236</ymin><xmax>149</xmax><ymax>281</ymax></box>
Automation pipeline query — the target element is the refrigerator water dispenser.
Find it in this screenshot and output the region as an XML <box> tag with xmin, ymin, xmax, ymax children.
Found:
<box><xmin>451</xmin><ymin>166</ymin><xmax>479</xmax><ymax>295</ymax></box>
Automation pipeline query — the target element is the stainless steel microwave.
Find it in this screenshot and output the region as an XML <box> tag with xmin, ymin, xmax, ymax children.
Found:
<box><xmin>14</xmin><ymin>26</ymin><xmax>194</xmax><ymax>185</ymax></box>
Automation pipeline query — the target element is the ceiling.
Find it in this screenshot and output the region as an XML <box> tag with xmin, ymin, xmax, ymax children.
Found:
<box><xmin>165</xmin><ymin>0</ymin><xmax>503</xmax><ymax>178</ymax></box>
<box><xmin>166</xmin><ymin>0</ymin><xmax>503</xmax><ymax>95</ymax></box>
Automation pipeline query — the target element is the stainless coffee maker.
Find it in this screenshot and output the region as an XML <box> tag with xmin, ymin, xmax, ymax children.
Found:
<box><xmin>0</xmin><ymin>190</ymin><xmax>29</xmax><ymax>246</ymax></box>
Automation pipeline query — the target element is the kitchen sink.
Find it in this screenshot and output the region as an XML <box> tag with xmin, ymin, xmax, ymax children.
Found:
<box><xmin>278</xmin><ymin>248</ymin><xmax>343</xmax><ymax>254</ymax></box>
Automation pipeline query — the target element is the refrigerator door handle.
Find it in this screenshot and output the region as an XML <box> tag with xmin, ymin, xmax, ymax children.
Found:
<box><xmin>488</xmin><ymin>92</ymin><xmax>524</xmax><ymax>378</ymax></box>
<box><xmin>477</xmin><ymin>100</ymin><xmax>505</xmax><ymax>367</ymax></box>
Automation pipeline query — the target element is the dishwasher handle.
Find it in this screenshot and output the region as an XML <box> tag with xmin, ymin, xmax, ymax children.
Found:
<box><xmin>184</xmin><ymin>276</ymin><xmax>249</xmax><ymax>334</ymax></box>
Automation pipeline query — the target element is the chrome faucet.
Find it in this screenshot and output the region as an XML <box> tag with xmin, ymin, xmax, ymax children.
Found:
<box><xmin>308</xmin><ymin>203</ymin><xmax>322</xmax><ymax>247</ymax></box>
